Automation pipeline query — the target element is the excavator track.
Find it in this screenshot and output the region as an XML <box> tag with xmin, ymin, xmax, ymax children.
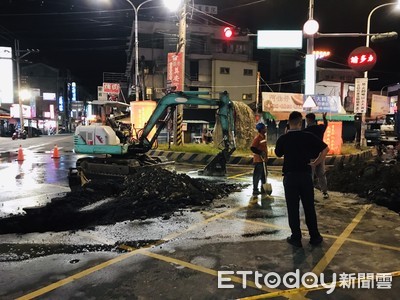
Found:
<box><xmin>68</xmin><ymin>155</ymin><xmax>174</xmax><ymax>191</ymax></box>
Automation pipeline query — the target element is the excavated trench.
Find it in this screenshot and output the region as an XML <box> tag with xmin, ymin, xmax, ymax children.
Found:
<box><xmin>326</xmin><ymin>158</ymin><xmax>400</xmax><ymax>214</ymax></box>
<box><xmin>0</xmin><ymin>167</ymin><xmax>242</xmax><ymax>234</ymax></box>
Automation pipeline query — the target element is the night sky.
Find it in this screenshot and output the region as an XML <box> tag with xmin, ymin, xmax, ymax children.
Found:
<box><xmin>1</xmin><ymin>0</ymin><xmax>399</xmax><ymax>95</ymax></box>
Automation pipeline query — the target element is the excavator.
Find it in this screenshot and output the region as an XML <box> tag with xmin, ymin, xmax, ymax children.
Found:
<box><xmin>68</xmin><ymin>90</ymin><xmax>236</xmax><ymax>190</ymax></box>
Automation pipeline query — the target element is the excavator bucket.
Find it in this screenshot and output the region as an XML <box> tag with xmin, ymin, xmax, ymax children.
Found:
<box><xmin>198</xmin><ymin>149</ymin><xmax>231</xmax><ymax>177</ymax></box>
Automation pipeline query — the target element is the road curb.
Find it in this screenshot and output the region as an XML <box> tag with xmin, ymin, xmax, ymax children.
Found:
<box><xmin>0</xmin><ymin>149</ymin><xmax>374</xmax><ymax>166</ymax></box>
<box><xmin>148</xmin><ymin>149</ymin><xmax>374</xmax><ymax>166</ymax></box>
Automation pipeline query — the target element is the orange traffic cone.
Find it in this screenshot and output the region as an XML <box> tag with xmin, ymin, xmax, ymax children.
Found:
<box><xmin>52</xmin><ymin>144</ymin><xmax>60</xmax><ymax>159</ymax></box>
<box><xmin>17</xmin><ymin>145</ymin><xmax>24</xmax><ymax>161</ymax></box>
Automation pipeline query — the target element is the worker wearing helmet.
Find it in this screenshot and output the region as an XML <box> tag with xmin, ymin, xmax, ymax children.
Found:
<box><xmin>250</xmin><ymin>122</ymin><xmax>268</xmax><ymax>195</ymax></box>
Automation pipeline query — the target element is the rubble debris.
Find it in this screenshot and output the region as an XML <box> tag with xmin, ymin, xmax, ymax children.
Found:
<box><xmin>0</xmin><ymin>168</ymin><xmax>242</xmax><ymax>234</ymax></box>
<box><xmin>326</xmin><ymin>160</ymin><xmax>400</xmax><ymax>213</ymax></box>
<box><xmin>0</xmin><ymin>240</ymin><xmax>158</xmax><ymax>262</ymax></box>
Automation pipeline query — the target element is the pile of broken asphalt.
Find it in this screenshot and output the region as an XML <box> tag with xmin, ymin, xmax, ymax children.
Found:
<box><xmin>326</xmin><ymin>158</ymin><xmax>400</xmax><ymax>214</ymax></box>
<box><xmin>0</xmin><ymin>167</ymin><xmax>242</xmax><ymax>234</ymax></box>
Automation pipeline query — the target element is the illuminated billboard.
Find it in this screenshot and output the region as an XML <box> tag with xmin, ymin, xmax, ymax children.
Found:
<box><xmin>43</xmin><ymin>92</ymin><xmax>56</xmax><ymax>100</ymax></box>
<box><xmin>257</xmin><ymin>30</ymin><xmax>303</xmax><ymax>49</ymax></box>
<box><xmin>0</xmin><ymin>47</ymin><xmax>14</xmax><ymax>104</ymax></box>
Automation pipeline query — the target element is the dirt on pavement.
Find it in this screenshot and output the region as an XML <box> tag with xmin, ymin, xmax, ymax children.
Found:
<box><xmin>0</xmin><ymin>167</ymin><xmax>242</xmax><ymax>234</ymax></box>
<box><xmin>326</xmin><ymin>159</ymin><xmax>400</xmax><ymax>214</ymax></box>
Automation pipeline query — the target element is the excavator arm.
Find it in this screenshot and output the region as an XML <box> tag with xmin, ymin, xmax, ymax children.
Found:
<box><xmin>131</xmin><ymin>91</ymin><xmax>234</xmax><ymax>148</ymax></box>
<box><xmin>130</xmin><ymin>90</ymin><xmax>236</xmax><ymax>176</ymax></box>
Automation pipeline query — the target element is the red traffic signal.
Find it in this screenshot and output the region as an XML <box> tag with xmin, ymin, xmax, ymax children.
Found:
<box><xmin>223</xmin><ymin>27</ymin><xmax>249</xmax><ymax>39</ymax></box>
<box><xmin>224</xmin><ymin>27</ymin><xmax>233</xmax><ymax>38</ymax></box>
<box><xmin>347</xmin><ymin>46</ymin><xmax>377</xmax><ymax>72</ymax></box>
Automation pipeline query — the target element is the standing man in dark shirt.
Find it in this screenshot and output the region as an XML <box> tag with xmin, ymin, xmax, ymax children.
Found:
<box><xmin>275</xmin><ymin>111</ymin><xmax>329</xmax><ymax>247</ymax></box>
<box><xmin>304</xmin><ymin>112</ymin><xmax>329</xmax><ymax>199</ymax></box>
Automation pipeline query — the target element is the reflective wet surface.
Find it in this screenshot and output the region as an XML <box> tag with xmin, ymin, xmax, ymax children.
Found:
<box><xmin>0</xmin><ymin>153</ymin><xmax>76</xmax><ymax>218</ymax></box>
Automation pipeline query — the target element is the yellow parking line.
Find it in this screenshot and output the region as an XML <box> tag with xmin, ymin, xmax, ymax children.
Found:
<box><xmin>300</xmin><ymin>204</ymin><xmax>372</xmax><ymax>297</ymax></box>
<box><xmin>17</xmin><ymin>207</ymin><xmax>242</xmax><ymax>300</ymax></box>
<box><xmin>16</xmin><ymin>247</ymin><xmax>149</xmax><ymax>300</ymax></box>
<box><xmin>139</xmin><ymin>250</ymin><xmax>280</xmax><ymax>294</ymax></box>
<box><xmin>239</xmin><ymin>270</ymin><xmax>400</xmax><ymax>300</ymax></box>
<box><xmin>343</xmin><ymin>236</ymin><xmax>400</xmax><ymax>252</ymax></box>
<box><xmin>238</xmin><ymin>204</ymin><xmax>372</xmax><ymax>299</ymax></box>
<box><xmin>237</xmin><ymin>218</ymin><xmax>287</xmax><ymax>231</ymax></box>
<box><xmin>237</xmin><ymin>216</ymin><xmax>400</xmax><ymax>252</ymax></box>
<box><xmin>161</xmin><ymin>207</ymin><xmax>241</xmax><ymax>242</ymax></box>
<box><xmin>200</xmin><ymin>211</ymin><xmax>217</xmax><ymax>217</ymax></box>
<box><xmin>228</xmin><ymin>171</ymin><xmax>253</xmax><ymax>179</ymax></box>
<box><xmin>234</xmin><ymin>177</ymin><xmax>252</xmax><ymax>181</ymax></box>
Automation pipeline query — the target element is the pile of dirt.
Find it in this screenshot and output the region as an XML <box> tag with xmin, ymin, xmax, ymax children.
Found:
<box><xmin>327</xmin><ymin>160</ymin><xmax>400</xmax><ymax>213</ymax></box>
<box><xmin>213</xmin><ymin>101</ymin><xmax>255</xmax><ymax>149</ymax></box>
<box><xmin>0</xmin><ymin>168</ymin><xmax>242</xmax><ymax>234</ymax></box>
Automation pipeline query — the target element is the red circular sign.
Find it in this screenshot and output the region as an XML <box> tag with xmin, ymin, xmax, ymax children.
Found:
<box><xmin>347</xmin><ymin>46</ymin><xmax>377</xmax><ymax>72</ymax></box>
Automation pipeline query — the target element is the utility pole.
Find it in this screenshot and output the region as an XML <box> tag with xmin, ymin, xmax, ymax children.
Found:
<box><xmin>14</xmin><ymin>40</ymin><xmax>39</xmax><ymax>131</ymax></box>
<box><xmin>256</xmin><ymin>71</ymin><xmax>260</xmax><ymax>115</ymax></box>
<box><xmin>303</xmin><ymin>0</ymin><xmax>319</xmax><ymax>96</ymax></box>
<box><xmin>174</xmin><ymin>0</ymin><xmax>187</xmax><ymax>146</ymax></box>
<box><xmin>15</xmin><ymin>40</ymin><xmax>24</xmax><ymax>131</ymax></box>
<box><xmin>307</xmin><ymin>0</ymin><xmax>315</xmax><ymax>56</ymax></box>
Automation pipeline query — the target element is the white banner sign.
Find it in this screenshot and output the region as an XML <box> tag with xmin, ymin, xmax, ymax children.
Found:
<box><xmin>257</xmin><ymin>30</ymin><xmax>303</xmax><ymax>49</ymax></box>
<box><xmin>371</xmin><ymin>94</ymin><xmax>390</xmax><ymax>116</ymax></box>
<box><xmin>354</xmin><ymin>78</ymin><xmax>368</xmax><ymax>113</ymax></box>
<box><xmin>0</xmin><ymin>47</ymin><xmax>13</xmax><ymax>104</ymax></box>
<box><xmin>262</xmin><ymin>92</ymin><xmax>303</xmax><ymax>112</ymax></box>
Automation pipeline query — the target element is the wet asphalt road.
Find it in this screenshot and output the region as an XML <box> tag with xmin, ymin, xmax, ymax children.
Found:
<box><xmin>0</xmin><ymin>135</ymin><xmax>399</xmax><ymax>300</ymax></box>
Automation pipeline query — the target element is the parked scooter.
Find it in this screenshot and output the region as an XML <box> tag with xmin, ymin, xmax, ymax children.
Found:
<box><xmin>12</xmin><ymin>129</ymin><xmax>27</xmax><ymax>140</ymax></box>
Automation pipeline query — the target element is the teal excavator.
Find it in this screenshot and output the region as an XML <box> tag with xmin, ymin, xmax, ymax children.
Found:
<box><xmin>68</xmin><ymin>91</ymin><xmax>236</xmax><ymax>190</ymax></box>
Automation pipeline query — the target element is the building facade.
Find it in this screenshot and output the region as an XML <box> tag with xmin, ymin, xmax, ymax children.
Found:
<box><xmin>126</xmin><ymin>20</ymin><xmax>258</xmax><ymax>104</ymax></box>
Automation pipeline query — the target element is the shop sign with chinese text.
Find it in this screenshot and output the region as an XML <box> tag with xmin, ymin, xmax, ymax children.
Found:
<box><xmin>167</xmin><ymin>52</ymin><xmax>183</xmax><ymax>91</ymax></box>
<box><xmin>354</xmin><ymin>78</ymin><xmax>368</xmax><ymax>113</ymax></box>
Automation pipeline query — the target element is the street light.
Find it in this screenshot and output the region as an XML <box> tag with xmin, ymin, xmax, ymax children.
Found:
<box><xmin>123</xmin><ymin>0</ymin><xmax>155</xmax><ymax>101</ymax></box>
<box><xmin>124</xmin><ymin>0</ymin><xmax>182</xmax><ymax>101</ymax></box>
<box><xmin>380</xmin><ymin>82</ymin><xmax>400</xmax><ymax>95</ymax></box>
<box><xmin>303</xmin><ymin>0</ymin><xmax>319</xmax><ymax>95</ymax></box>
<box><xmin>360</xmin><ymin>1</ymin><xmax>400</xmax><ymax>146</ymax></box>
<box><xmin>365</xmin><ymin>1</ymin><xmax>400</xmax><ymax>76</ymax></box>
<box><xmin>162</xmin><ymin>0</ymin><xmax>182</xmax><ymax>12</ymax></box>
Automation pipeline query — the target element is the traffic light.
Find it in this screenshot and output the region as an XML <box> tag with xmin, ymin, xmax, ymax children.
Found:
<box><xmin>223</xmin><ymin>27</ymin><xmax>249</xmax><ymax>39</ymax></box>
<box><xmin>224</xmin><ymin>27</ymin><xmax>233</xmax><ymax>38</ymax></box>
<box><xmin>371</xmin><ymin>31</ymin><xmax>398</xmax><ymax>43</ymax></box>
